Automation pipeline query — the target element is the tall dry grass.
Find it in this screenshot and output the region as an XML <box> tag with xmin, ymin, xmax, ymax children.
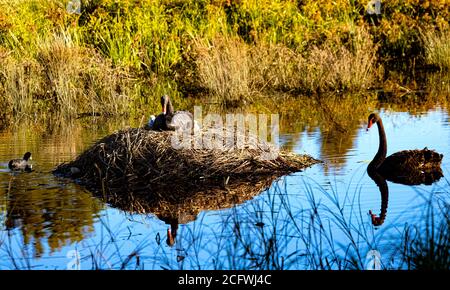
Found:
<box><xmin>193</xmin><ymin>36</ymin><xmax>253</xmax><ymax>104</ymax></box>
<box><xmin>0</xmin><ymin>53</ymin><xmax>41</xmax><ymax>119</ymax></box>
<box><xmin>37</xmin><ymin>33</ymin><xmax>86</xmax><ymax>116</ymax></box>
<box><xmin>0</xmin><ymin>33</ymin><xmax>135</xmax><ymax>122</ymax></box>
<box><xmin>193</xmin><ymin>27</ymin><xmax>379</xmax><ymax>104</ymax></box>
<box><xmin>422</xmin><ymin>29</ymin><xmax>450</xmax><ymax>71</ymax></box>
<box><xmin>37</xmin><ymin>33</ymin><xmax>133</xmax><ymax>116</ymax></box>
<box><xmin>303</xmin><ymin>28</ymin><xmax>378</xmax><ymax>93</ymax></box>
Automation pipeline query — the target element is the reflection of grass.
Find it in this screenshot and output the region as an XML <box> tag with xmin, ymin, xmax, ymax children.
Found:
<box><xmin>245</xmin><ymin>93</ymin><xmax>376</xmax><ymax>173</ymax></box>
<box><xmin>153</xmin><ymin>178</ymin><xmax>361</xmax><ymax>269</ymax></box>
<box><xmin>1</xmin><ymin>174</ymin><xmax>449</xmax><ymax>269</ymax></box>
<box><xmin>155</xmin><ymin>174</ymin><xmax>450</xmax><ymax>270</ymax></box>
<box><xmin>0</xmin><ymin>179</ymin><xmax>102</xmax><ymax>258</ymax></box>
<box><xmin>0</xmin><ymin>215</ymin><xmax>148</xmax><ymax>270</ymax></box>
<box><xmin>1</xmin><ymin>113</ymin><xmax>450</xmax><ymax>269</ymax></box>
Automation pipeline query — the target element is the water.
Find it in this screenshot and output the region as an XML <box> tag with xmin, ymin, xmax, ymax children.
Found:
<box><xmin>0</xmin><ymin>106</ymin><xmax>449</xmax><ymax>269</ymax></box>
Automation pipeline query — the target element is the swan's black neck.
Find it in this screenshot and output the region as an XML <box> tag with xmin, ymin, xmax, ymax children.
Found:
<box><xmin>368</xmin><ymin>118</ymin><xmax>387</xmax><ymax>170</ymax></box>
<box><xmin>165</xmin><ymin>97</ymin><xmax>174</xmax><ymax>115</ymax></box>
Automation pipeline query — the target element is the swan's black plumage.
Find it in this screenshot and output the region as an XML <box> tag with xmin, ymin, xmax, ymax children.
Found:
<box><xmin>367</xmin><ymin>113</ymin><xmax>443</xmax><ymax>185</ymax></box>
<box><xmin>151</xmin><ymin>95</ymin><xmax>194</xmax><ymax>131</ymax></box>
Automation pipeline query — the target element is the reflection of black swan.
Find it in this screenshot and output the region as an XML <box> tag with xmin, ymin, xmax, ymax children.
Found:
<box><xmin>166</xmin><ymin>219</ymin><xmax>178</xmax><ymax>247</ymax></box>
<box><xmin>8</xmin><ymin>152</ymin><xmax>32</xmax><ymax>171</ymax></box>
<box><xmin>367</xmin><ymin>168</ymin><xmax>389</xmax><ymax>226</ymax></box>
<box><xmin>151</xmin><ymin>95</ymin><xmax>194</xmax><ymax>131</ymax></box>
<box><xmin>366</xmin><ymin>113</ymin><xmax>443</xmax><ymax>185</ymax></box>
<box><xmin>158</xmin><ymin>213</ymin><xmax>196</xmax><ymax>247</ymax></box>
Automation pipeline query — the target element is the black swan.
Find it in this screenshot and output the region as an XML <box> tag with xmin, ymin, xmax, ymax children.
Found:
<box><xmin>151</xmin><ymin>95</ymin><xmax>194</xmax><ymax>131</ymax></box>
<box><xmin>8</xmin><ymin>152</ymin><xmax>32</xmax><ymax>171</ymax></box>
<box><xmin>366</xmin><ymin>113</ymin><xmax>443</xmax><ymax>185</ymax></box>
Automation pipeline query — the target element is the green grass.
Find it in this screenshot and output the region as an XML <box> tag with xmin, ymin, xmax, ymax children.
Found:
<box><xmin>0</xmin><ymin>0</ymin><xmax>449</xmax><ymax>126</ymax></box>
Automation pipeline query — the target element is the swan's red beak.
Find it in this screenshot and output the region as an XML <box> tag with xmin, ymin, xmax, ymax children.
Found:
<box><xmin>162</xmin><ymin>100</ymin><xmax>167</xmax><ymax>115</ymax></box>
<box><xmin>367</xmin><ymin>120</ymin><xmax>373</xmax><ymax>131</ymax></box>
<box><xmin>167</xmin><ymin>228</ymin><xmax>174</xmax><ymax>247</ymax></box>
<box><xmin>369</xmin><ymin>210</ymin><xmax>382</xmax><ymax>226</ymax></box>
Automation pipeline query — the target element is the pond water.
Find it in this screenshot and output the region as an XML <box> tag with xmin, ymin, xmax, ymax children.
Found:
<box><xmin>0</xmin><ymin>102</ymin><xmax>449</xmax><ymax>269</ymax></box>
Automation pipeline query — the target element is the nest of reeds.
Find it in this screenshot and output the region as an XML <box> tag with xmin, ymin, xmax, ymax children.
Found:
<box><xmin>54</xmin><ymin>127</ymin><xmax>319</xmax><ymax>204</ymax></box>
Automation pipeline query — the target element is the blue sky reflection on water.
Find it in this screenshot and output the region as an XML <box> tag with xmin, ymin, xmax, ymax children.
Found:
<box><xmin>0</xmin><ymin>107</ymin><xmax>449</xmax><ymax>269</ymax></box>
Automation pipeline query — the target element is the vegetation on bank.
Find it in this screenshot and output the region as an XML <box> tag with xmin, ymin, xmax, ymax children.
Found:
<box><xmin>0</xmin><ymin>0</ymin><xmax>449</xmax><ymax>127</ymax></box>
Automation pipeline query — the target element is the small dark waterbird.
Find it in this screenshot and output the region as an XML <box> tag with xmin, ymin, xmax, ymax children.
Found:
<box><xmin>151</xmin><ymin>95</ymin><xmax>194</xmax><ymax>131</ymax></box>
<box><xmin>8</xmin><ymin>152</ymin><xmax>32</xmax><ymax>171</ymax></box>
<box><xmin>366</xmin><ymin>113</ymin><xmax>443</xmax><ymax>185</ymax></box>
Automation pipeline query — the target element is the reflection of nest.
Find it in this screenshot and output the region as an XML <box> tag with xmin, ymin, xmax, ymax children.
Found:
<box><xmin>53</xmin><ymin>127</ymin><xmax>319</xmax><ymax>215</ymax></box>
<box><xmin>98</xmin><ymin>174</ymin><xmax>280</xmax><ymax>218</ymax></box>
<box><xmin>100</xmin><ymin>176</ymin><xmax>279</xmax><ymax>248</ymax></box>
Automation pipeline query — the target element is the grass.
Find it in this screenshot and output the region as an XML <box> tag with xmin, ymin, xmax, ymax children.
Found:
<box><xmin>0</xmin><ymin>214</ymin><xmax>148</xmax><ymax>270</ymax></box>
<box><xmin>401</xmin><ymin>182</ymin><xmax>450</xmax><ymax>270</ymax></box>
<box><xmin>193</xmin><ymin>36</ymin><xmax>253</xmax><ymax>105</ymax></box>
<box><xmin>0</xmin><ymin>0</ymin><xmax>449</xmax><ymax>126</ymax></box>
<box><xmin>422</xmin><ymin>29</ymin><xmax>450</xmax><ymax>71</ymax></box>
<box><xmin>0</xmin><ymin>32</ymin><xmax>137</xmax><ymax>120</ymax></box>
<box><xmin>193</xmin><ymin>26</ymin><xmax>379</xmax><ymax>104</ymax></box>
<box><xmin>296</xmin><ymin>26</ymin><xmax>378</xmax><ymax>94</ymax></box>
